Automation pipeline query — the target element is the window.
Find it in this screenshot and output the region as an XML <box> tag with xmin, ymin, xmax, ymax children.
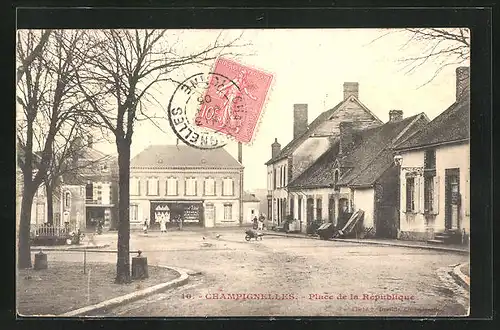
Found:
<box><xmin>424</xmin><ymin>176</ymin><xmax>434</xmax><ymax>213</ymax></box>
<box><xmin>166</xmin><ymin>177</ymin><xmax>178</xmax><ymax>196</ymax></box>
<box><xmin>130</xmin><ymin>178</ymin><xmax>140</xmax><ymax>196</ymax></box>
<box><xmin>130</xmin><ymin>205</ymin><xmax>139</xmax><ymax>222</ymax></box>
<box><xmin>284</xmin><ymin>165</ymin><xmax>287</xmax><ymax>186</ymax></box>
<box><xmin>204</xmin><ymin>177</ymin><xmax>215</xmax><ymax>196</ymax></box>
<box><xmin>64</xmin><ymin>191</ymin><xmax>71</xmax><ymax>208</ymax></box>
<box><xmin>406</xmin><ymin>177</ymin><xmax>415</xmax><ymax>212</ymax></box>
<box><xmin>424</xmin><ymin>149</ymin><xmax>436</xmax><ymax>169</ymax></box>
<box><xmin>86</xmin><ymin>182</ymin><xmax>94</xmax><ymax>200</ymax></box>
<box><xmin>147</xmin><ymin>177</ymin><xmax>159</xmax><ymax>196</ymax></box>
<box><xmin>224</xmin><ymin>204</ymin><xmax>233</xmax><ymax>221</ymax></box>
<box><xmin>185</xmin><ymin>177</ymin><xmax>197</xmax><ymax>196</ymax></box>
<box><xmin>334</xmin><ymin>170</ymin><xmax>340</xmax><ymax>190</ymax></box>
<box><xmin>222</xmin><ymin>178</ymin><xmax>234</xmax><ymax>196</ymax></box>
<box><xmin>273</xmin><ymin>169</ymin><xmax>277</xmax><ymax>189</ymax></box>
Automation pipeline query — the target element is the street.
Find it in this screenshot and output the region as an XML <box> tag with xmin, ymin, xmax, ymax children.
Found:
<box><xmin>48</xmin><ymin>229</ymin><xmax>469</xmax><ymax>317</ymax></box>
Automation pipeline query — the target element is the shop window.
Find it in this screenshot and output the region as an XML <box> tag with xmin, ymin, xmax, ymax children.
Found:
<box><xmin>222</xmin><ymin>178</ymin><xmax>234</xmax><ymax>196</ymax></box>
<box><xmin>224</xmin><ymin>203</ymin><xmax>233</xmax><ymax>221</ymax></box>
<box><xmin>185</xmin><ymin>177</ymin><xmax>197</xmax><ymax>196</ymax></box>
<box><xmin>130</xmin><ymin>204</ymin><xmax>139</xmax><ymax>222</ymax></box>
<box><xmin>166</xmin><ymin>177</ymin><xmax>178</xmax><ymax>196</ymax></box>
<box><xmin>204</xmin><ymin>177</ymin><xmax>215</xmax><ymax>196</ymax></box>
<box><xmin>406</xmin><ymin>177</ymin><xmax>415</xmax><ymax>212</ymax></box>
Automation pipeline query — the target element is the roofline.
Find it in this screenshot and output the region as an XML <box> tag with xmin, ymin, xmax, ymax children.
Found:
<box><xmin>346</xmin><ymin>96</ymin><xmax>383</xmax><ymax>124</ymax></box>
<box><xmin>394</xmin><ymin>138</ymin><xmax>469</xmax><ymax>152</ymax></box>
<box><xmin>131</xmin><ymin>166</ymin><xmax>243</xmax><ymax>170</ymax></box>
<box><xmin>288</xmin><ymin>184</ymin><xmax>333</xmax><ymax>190</ymax></box>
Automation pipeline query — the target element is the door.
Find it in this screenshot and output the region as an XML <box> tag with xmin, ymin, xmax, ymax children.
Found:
<box><xmin>445</xmin><ymin>169</ymin><xmax>460</xmax><ymax>230</ymax></box>
<box><xmin>205</xmin><ymin>204</ymin><xmax>215</xmax><ymax>228</ymax></box>
<box><xmin>328</xmin><ymin>197</ymin><xmax>335</xmax><ymax>224</ymax></box>
<box><xmin>306</xmin><ymin>198</ymin><xmax>314</xmax><ymax>223</ymax></box>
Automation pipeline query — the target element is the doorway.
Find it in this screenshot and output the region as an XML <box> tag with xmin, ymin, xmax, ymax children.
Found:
<box><xmin>306</xmin><ymin>198</ymin><xmax>314</xmax><ymax>223</ymax></box>
<box><xmin>445</xmin><ymin>169</ymin><xmax>460</xmax><ymax>230</ymax></box>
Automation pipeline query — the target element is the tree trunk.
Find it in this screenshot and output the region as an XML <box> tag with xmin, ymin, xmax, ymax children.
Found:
<box><xmin>18</xmin><ymin>186</ymin><xmax>35</xmax><ymax>269</ymax></box>
<box><xmin>46</xmin><ymin>181</ymin><xmax>54</xmax><ymax>225</ymax></box>
<box><xmin>115</xmin><ymin>140</ymin><xmax>131</xmax><ymax>284</ymax></box>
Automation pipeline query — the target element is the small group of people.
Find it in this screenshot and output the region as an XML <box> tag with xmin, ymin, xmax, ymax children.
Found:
<box><xmin>252</xmin><ymin>213</ymin><xmax>266</xmax><ymax>231</ymax></box>
<box><xmin>143</xmin><ymin>211</ymin><xmax>181</xmax><ymax>234</ymax></box>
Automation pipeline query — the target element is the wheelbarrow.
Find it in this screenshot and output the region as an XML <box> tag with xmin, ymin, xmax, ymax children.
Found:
<box><xmin>245</xmin><ymin>229</ymin><xmax>263</xmax><ymax>241</ymax></box>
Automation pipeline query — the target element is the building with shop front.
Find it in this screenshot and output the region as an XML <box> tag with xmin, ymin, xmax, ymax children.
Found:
<box><xmin>393</xmin><ymin>67</ymin><xmax>470</xmax><ymax>243</ymax></box>
<box><xmin>129</xmin><ymin>145</ymin><xmax>243</xmax><ymax>229</ymax></box>
<box><xmin>265</xmin><ymin>82</ymin><xmax>382</xmax><ymax>228</ymax></box>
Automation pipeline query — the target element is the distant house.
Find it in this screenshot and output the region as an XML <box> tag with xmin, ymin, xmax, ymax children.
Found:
<box><xmin>288</xmin><ymin>110</ymin><xmax>429</xmax><ymax>236</ymax></box>
<box><xmin>130</xmin><ymin>145</ymin><xmax>243</xmax><ymax>229</ymax></box>
<box><xmin>242</xmin><ymin>191</ymin><xmax>260</xmax><ymax>224</ymax></box>
<box><xmin>393</xmin><ymin>67</ymin><xmax>470</xmax><ymax>243</ymax></box>
<box><xmin>265</xmin><ymin>82</ymin><xmax>382</xmax><ymax>228</ymax></box>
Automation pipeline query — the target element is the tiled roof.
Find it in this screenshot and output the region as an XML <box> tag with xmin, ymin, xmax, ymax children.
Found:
<box><xmin>265</xmin><ymin>102</ymin><xmax>344</xmax><ymax>165</ymax></box>
<box><xmin>243</xmin><ymin>191</ymin><xmax>260</xmax><ymax>202</ymax></box>
<box><xmin>131</xmin><ymin>145</ymin><xmax>243</xmax><ymax>169</ymax></box>
<box><xmin>338</xmin><ymin>114</ymin><xmax>428</xmax><ymax>187</ymax></box>
<box><xmin>288</xmin><ymin>114</ymin><xmax>428</xmax><ymax>189</ymax></box>
<box><xmin>287</xmin><ymin>142</ymin><xmax>340</xmax><ymax>189</ymax></box>
<box><xmin>395</xmin><ymin>100</ymin><xmax>469</xmax><ymax>151</ymax></box>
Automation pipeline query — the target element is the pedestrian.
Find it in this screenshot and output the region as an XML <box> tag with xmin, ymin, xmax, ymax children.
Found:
<box><xmin>160</xmin><ymin>213</ymin><xmax>167</xmax><ymax>233</ymax></box>
<box><xmin>178</xmin><ymin>214</ymin><xmax>183</xmax><ymax>231</ymax></box>
<box><xmin>143</xmin><ymin>218</ymin><xmax>149</xmax><ymax>234</ymax></box>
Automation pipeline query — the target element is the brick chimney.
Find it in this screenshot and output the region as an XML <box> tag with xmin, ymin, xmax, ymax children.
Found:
<box><xmin>293</xmin><ymin>104</ymin><xmax>308</xmax><ymax>139</ymax></box>
<box><xmin>238</xmin><ymin>142</ymin><xmax>242</xmax><ymax>164</ymax></box>
<box><xmin>271</xmin><ymin>138</ymin><xmax>281</xmax><ymax>159</ymax></box>
<box><xmin>343</xmin><ymin>82</ymin><xmax>359</xmax><ymax>100</ymax></box>
<box><xmin>389</xmin><ymin>110</ymin><xmax>403</xmax><ymax>122</ymax></box>
<box><xmin>456</xmin><ymin>66</ymin><xmax>470</xmax><ymax>102</ymax></box>
<box><xmin>339</xmin><ymin>122</ymin><xmax>355</xmax><ymax>155</ymax></box>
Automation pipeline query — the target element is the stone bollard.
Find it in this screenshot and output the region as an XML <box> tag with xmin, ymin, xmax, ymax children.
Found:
<box><xmin>131</xmin><ymin>250</ymin><xmax>148</xmax><ymax>280</ymax></box>
<box><xmin>34</xmin><ymin>250</ymin><xmax>48</xmax><ymax>270</ymax></box>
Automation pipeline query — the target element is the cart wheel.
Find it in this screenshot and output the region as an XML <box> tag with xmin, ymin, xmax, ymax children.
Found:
<box><xmin>245</xmin><ymin>235</ymin><xmax>251</xmax><ymax>241</ymax></box>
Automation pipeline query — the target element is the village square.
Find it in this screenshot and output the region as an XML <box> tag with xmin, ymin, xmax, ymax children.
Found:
<box><xmin>16</xmin><ymin>28</ymin><xmax>470</xmax><ymax>317</ymax></box>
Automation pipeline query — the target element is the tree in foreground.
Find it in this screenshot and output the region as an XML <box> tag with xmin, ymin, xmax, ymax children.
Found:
<box><xmin>73</xmin><ymin>29</ymin><xmax>246</xmax><ymax>283</ymax></box>
<box><xmin>16</xmin><ymin>30</ymin><xmax>94</xmax><ymax>268</ymax></box>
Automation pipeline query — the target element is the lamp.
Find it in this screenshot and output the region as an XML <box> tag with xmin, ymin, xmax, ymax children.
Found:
<box><xmin>393</xmin><ymin>155</ymin><xmax>403</xmax><ymax>166</ymax></box>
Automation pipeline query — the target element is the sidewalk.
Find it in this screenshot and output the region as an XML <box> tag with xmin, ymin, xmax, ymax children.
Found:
<box><xmin>265</xmin><ymin>231</ymin><xmax>469</xmax><ymax>254</ymax></box>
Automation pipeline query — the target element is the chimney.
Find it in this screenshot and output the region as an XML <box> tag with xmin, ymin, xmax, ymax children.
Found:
<box><xmin>271</xmin><ymin>138</ymin><xmax>281</xmax><ymax>159</ymax></box>
<box><xmin>293</xmin><ymin>104</ymin><xmax>308</xmax><ymax>139</ymax></box>
<box><xmin>343</xmin><ymin>82</ymin><xmax>359</xmax><ymax>100</ymax></box>
<box><xmin>88</xmin><ymin>135</ymin><xmax>93</xmax><ymax>148</ymax></box>
<box><xmin>339</xmin><ymin>122</ymin><xmax>355</xmax><ymax>155</ymax></box>
<box><xmin>389</xmin><ymin>110</ymin><xmax>404</xmax><ymax>122</ymax></box>
<box><xmin>456</xmin><ymin>66</ymin><xmax>470</xmax><ymax>102</ymax></box>
<box><xmin>238</xmin><ymin>142</ymin><xmax>242</xmax><ymax>164</ymax></box>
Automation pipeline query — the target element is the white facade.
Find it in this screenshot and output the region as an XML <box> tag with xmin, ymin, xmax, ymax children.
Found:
<box><xmin>398</xmin><ymin>142</ymin><xmax>470</xmax><ymax>239</ymax></box>
<box><xmin>353</xmin><ymin>188</ymin><xmax>375</xmax><ymax>228</ymax></box>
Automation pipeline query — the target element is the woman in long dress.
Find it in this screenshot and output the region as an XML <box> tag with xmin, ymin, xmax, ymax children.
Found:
<box><xmin>160</xmin><ymin>212</ymin><xmax>167</xmax><ymax>233</ymax></box>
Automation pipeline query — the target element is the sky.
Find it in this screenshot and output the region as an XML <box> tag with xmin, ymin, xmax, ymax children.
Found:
<box><xmin>92</xmin><ymin>28</ymin><xmax>469</xmax><ymax>192</ymax></box>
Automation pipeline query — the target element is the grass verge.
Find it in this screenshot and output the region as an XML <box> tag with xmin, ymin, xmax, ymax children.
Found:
<box><xmin>17</xmin><ymin>261</ymin><xmax>179</xmax><ymax>316</ymax></box>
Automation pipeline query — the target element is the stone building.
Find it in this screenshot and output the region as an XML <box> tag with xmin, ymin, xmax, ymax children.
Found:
<box><xmin>393</xmin><ymin>67</ymin><xmax>470</xmax><ymax>243</ymax></box>
<box><xmin>129</xmin><ymin>145</ymin><xmax>243</xmax><ymax>229</ymax></box>
<box><xmin>288</xmin><ymin>110</ymin><xmax>429</xmax><ymax>236</ymax></box>
<box><xmin>265</xmin><ymin>82</ymin><xmax>382</xmax><ymax>228</ymax></box>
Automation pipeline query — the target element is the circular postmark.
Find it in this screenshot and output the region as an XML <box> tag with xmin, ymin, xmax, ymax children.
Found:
<box><xmin>167</xmin><ymin>72</ymin><xmax>241</xmax><ymax>149</ymax></box>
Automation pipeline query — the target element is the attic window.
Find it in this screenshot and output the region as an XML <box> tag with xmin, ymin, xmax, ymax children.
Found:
<box><xmin>350</xmin><ymin>96</ymin><xmax>355</xmax><ymax>102</ymax></box>
<box><xmin>201</xmin><ymin>159</ymin><xmax>207</xmax><ymax>164</ymax></box>
<box><xmin>157</xmin><ymin>159</ymin><xmax>163</xmax><ymax>164</ymax></box>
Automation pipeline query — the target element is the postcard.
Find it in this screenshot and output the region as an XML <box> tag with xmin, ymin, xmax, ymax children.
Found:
<box><xmin>16</xmin><ymin>27</ymin><xmax>470</xmax><ymax>317</ymax></box>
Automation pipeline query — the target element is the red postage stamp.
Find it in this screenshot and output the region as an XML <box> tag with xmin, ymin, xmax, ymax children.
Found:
<box><xmin>194</xmin><ymin>57</ymin><xmax>274</xmax><ymax>143</ymax></box>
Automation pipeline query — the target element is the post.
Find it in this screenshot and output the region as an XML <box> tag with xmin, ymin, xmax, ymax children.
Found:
<box><xmin>83</xmin><ymin>248</ymin><xmax>86</xmax><ymax>274</ymax></box>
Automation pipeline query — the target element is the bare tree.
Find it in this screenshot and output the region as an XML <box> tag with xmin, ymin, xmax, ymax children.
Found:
<box><xmin>16</xmin><ymin>30</ymin><xmax>92</xmax><ymax>268</ymax></box>
<box><xmin>72</xmin><ymin>29</ymin><xmax>247</xmax><ymax>283</ymax></box>
<box><xmin>371</xmin><ymin>28</ymin><xmax>470</xmax><ymax>86</ymax></box>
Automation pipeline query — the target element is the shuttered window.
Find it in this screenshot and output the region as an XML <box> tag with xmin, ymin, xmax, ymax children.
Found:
<box><xmin>222</xmin><ymin>178</ymin><xmax>234</xmax><ymax>196</ymax></box>
<box><xmin>185</xmin><ymin>177</ymin><xmax>197</xmax><ymax>196</ymax></box>
<box><xmin>204</xmin><ymin>177</ymin><xmax>215</xmax><ymax>196</ymax></box>
<box><xmin>166</xmin><ymin>177</ymin><xmax>178</xmax><ymax>196</ymax></box>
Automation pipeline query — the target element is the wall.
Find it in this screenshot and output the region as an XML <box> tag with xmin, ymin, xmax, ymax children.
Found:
<box><xmin>243</xmin><ymin>201</ymin><xmax>261</xmax><ymax>223</ymax></box>
<box><xmin>291</xmin><ymin>137</ymin><xmax>332</xmax><ymax>179</ymax></box>
<box><xmin>353</xmin><ymin>188</ymin><xmax>375</xmax><ymax>228</ymax></box>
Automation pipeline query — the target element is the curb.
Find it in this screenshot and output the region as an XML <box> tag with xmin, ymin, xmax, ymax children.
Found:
<box><xmin>449</xmin><ymin>263</ymin><xmax>470</xmax><ymax>290</ymax></box>
<box><xmin>59</xmin><ymin>265</ymin><xmax>189</xmax><ymax>317</ymax></box>
<box><xmin>31</xmin><ymin>244</ymin><xmax>110</xmax><ymax>251</ymax></box>
<box><xmin>265</xmin><ymin>232</ymin><xmax>469</xmax><ymax>254</ymax></box>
